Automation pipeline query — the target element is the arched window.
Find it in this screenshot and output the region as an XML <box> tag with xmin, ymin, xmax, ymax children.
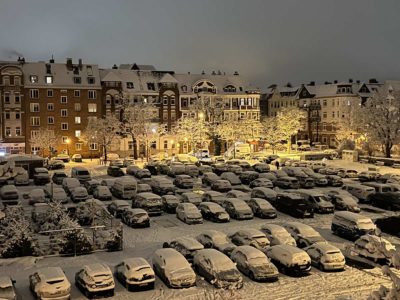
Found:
<box><xmin>181</xmin><ymin>85</ymin><xmax>187</xmax><ymax>92</ymax></box>
<box><xmin>193</xmin><ymin>81</ymin><xmax>216</xmax><ymax>94</ymax></box>
<box><xmin>163</xmin><ymin>95</ymin><xmax>168</xmax><ymax>105</ymax></box>
<box><xmin>223</xmin><ymin>85</ymin><xmax>236</xmax><ymax>93</ymax></box>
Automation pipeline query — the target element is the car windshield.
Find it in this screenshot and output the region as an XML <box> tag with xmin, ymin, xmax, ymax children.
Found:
<box><xmin>209</xmin><ymin>206</ymin><xmax>223</xmax><ymax>213</ymax></box>
<box><xmin>93</xmin><ymin>273</ymin><xmax>112</xmax><ymax>280</ymax></box>
<box><xmin>0</xmin><ymin>286</ymin><xmax>14</xmax><ymax>297</ymax></box>
<box><xmin>218</xmin><ymin>269</ymin><xmax>240</xmax><ymax>280</ymax></box>
<box><xmin>249</xmin><ymin>256</ymin><xmax>268</xmax><ymax>266</ymax></box>
<box><xmin>254</xmin><ymin>236</ymin><xmax>269</xmax><ymax>246</ymax></box>
<box><xmin>213</xmin><ymin>235</ymin><xmax>229</xmax><ymax>244</ymax></box>
<box><xmin>314</xmin><ymin>196</ymin><xmax>328</xmax><ymax>203</ymax></box>
<box><xmin>46</xmin><ymin>279</ymin><xmax>65</xmax><ymax>284</ymax></box>
<box><xmin>382</xmin><ymin>187</ymin><xmax>392</xmax><ymax>192</ymax></box>
<box><xmin>78</xmin><ymin>171</ymin><xmax>90</xmax><ymax>175</ymax></box>
<box><xmin>356</xmin><ymin>220</ymin><xmax>375</xmax><ymax>229</ymax></box>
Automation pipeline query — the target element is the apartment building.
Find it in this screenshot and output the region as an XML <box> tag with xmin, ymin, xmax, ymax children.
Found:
<box><xmin>264</xmin><ymin>79</ymin><xmax>381</xmax><ymax>147</ymax></box>
<box><xmin>0</xmin><ymin>59</ymin><xmax>26</xmax><ymax>154</ymax></box>
<box><xmin>23</xmin><ymin>58</ymin><xmax>102</xmax><ymax>157</ymax></box>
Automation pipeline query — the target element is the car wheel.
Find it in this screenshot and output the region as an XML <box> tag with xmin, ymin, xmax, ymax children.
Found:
<box><xmin>249</xmin><ymin>271</ymin><xmax>256</xmax><ymax>281</ymax></box>
<box><xmin>85</xmin><ymin>288</ymin><xmax>91</xmax><ymax>299</ymax></box>
<box><xmin>162</xmin><ymin>242</ymin><xmax>169</xmax><ymax>248</ymax></box>
<box><xmin>319</xmin><ymin>263</ymin><xmax>325</xmax><ymax>271</ymax></box>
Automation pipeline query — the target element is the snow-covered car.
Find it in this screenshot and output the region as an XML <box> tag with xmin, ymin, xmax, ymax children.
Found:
<box><xmin>167</xmin><ymin>162</ymin><xmax>186</xmax><ymax>177</ymax></box>
<box><xmin>337</xmin><ymin>169</ymin><xmax>358</xmax><ymax>178</ymax></box>
<box><xmin>137</xmin><ymin>183</ymin><xmax>152</xmax><ymax>193</ymax></box>
<box><xmin>123</xmin><ymin>157</ymin><xmax>136</xmax><ymax>168</ymax></box>
<box><xmin>305</xmin><ymin>242</ymin><xmax>345</xmax><ymax>271</ymax></box>
<box><xmin>266</xmin><ymin>245</ymin><xmax>311</xmax><ymax>276</ymax></box>
<box><xmin>75</xmin><ymin>263</ymin><xmax>115</xmax><ymax>298</ymax></box>
<box><xmin>296</xmin><ymin>189</ymin><xmax>334</xmax><ymax>213</ymax></box>
<box><xmin>176</xmin><ymin>203</ymin><xmax>203</xmax><ymax>224</ymax></box>
<box><xmin>107</xmin><ymin>166</ymin><xmax>125</xmax><ymax>177</ymax></box>
<box><xmin>198</xmin><ymin>202</ymin><xmax>230</xmax><ymax>223</ymax></box>
<box><xmin>198</xmin><ymin>165</ymin><xmax>213</xmax><ymax>175</ymax></box>
<box><xmin>247</xmin><ymin>198</ymin><xmax>277</xmax><ymax>218</ymax></box>
<box><xmin>358</xmin><ymin>171</ymin><xmax>381</xmax><ymax>182</ymax></box>
<box><xmin>231</xmin><ymin>246</ymin><xmax>279</xmax><ymax>282</ymax></box>
<box><xmin>93</xmin><ymin>185</ymin><xmax>112</xmax><ymax>201</ymax></box>
<box><xmin>109</xmin><ymin>159</ymin><xmax>124</xmax><ymax>168</ymax></box>
<box><xmin>44</xmin><ymin>186</ymin><xmax>68</xmax><ymax>203</ymax></box>
<box><xmin>161</xmin><ymin>195</ymin><xmax>181</xmax><ymax>213</ymax></box>
<box><xmin>0</xmin><ymin>276</ymin><xmax>17</xmax><ymax>300</ymax></box>
<box><xmin>121</xmin><ymin>208</ymin><xmax>150</xmax><ymax>228</ymax></box>
<box><xmin>253</xmin><ymin>163</ymin><xmax>270</xmax><ymax>173</ymax></box>
<box><xmin>201</xmin><ymin>191</ymin><xmax>226</xmax><ymax>205</ymax></box>
<box><xmin>75</xmin><ymin>199</ymin><xmax>107</xmax><ymax>225</ymax></box>
<box><xmin>325</xmin><ymin>190</ymin><xmax>360</xmax><ymax>213</ymax></box>
<box><xmin>149</xmin><ymin>177</ymin><xmax>175</xmax><ymax>195</ymax></box>
<box><xmin>331</xmin><ymin>211</ymin><xmax>376</xmax><ymax>241</ymax></box>
<box><xmin>226</xmin><ymin>190</ymin><xmax>251</xmax><ymax>203</ymax></box>
<box><xmin>107</xmin><ymin>200</ymin><xmax>130</xmax><ymax>218</ymax></box>
<box><xmin>184</xmin><ymin>164</ymin><xmax>199</xmax><ymax>177</ymax></box>
<box><xmin>353</xmin><ymin>234</ymin><xmax>396</xmax><ymax>263</ymax></box>
<box><xmin>325</xmin><ymin>175</ymin><xmax>343</xmax><ymax>187</ymax></box>
<box><xmin>193</xmin><ymin>249</ymin><xmax>243</xmax><ymax>289</ymax></box>
<box><xmin>135</xmin><ymin>169</ymin><xmax>152</xmax><ymax>179</ymax></box>
<box><xmin>62</xmin><ymin>178</ymin><xmax>80</xmax><ymax>196</ymax></box>
<box><xmin>249</xmin><ymin>178</ymin><xmax>274</xmax><ymax>189</ymax></box>
<box><xmin>229</xmin><ymin>229</ymin><xmax>270</xmax><ymax>252</ymax></box>
<box><xmin>0</xmin><ymin>185</ymin><xmax>19</xmax><ymax>205</ymax></box>
<box><xmin>202</xmin><ymin>172</ymin><xmax>220</xmax><ymax>186</ymax></box>
<box><xmin>250</xmin><ymin>187</ymin><xmax>277</xmax><ymax>203</ymax></box>
<box><xmin>13</xmin><ymin>169</ymin><xmax>30</xmax><ymax>186</ymax></box>
<box><xmin>212</xmin><ymin>163</ymin><xmax>229</xmax><ymax>176</ymax></box>
<box><xmin>258</xmin><ymin>172</ymin><xmax>277</xmax><ymax>183</ymax></box>
<box><xmin>55</xmin><ymin>154</ymin><xmax>70</xmax><ymax>162</ymax></box>
<box><xmin>173</xmin><ymin>175</ymin><xmax>194</xmax><ymax>189</ymax></box>
<box><xmin>100</xmin><ymin>179</ymin><xmax>116</xmax><ymax>189</ymax></box>
<box><xmin>211</xmin><ymin>180</ymin><xmax>232</xmax><ymax>192</ymax></box>
<box><xmin>71</xmin><ymin>186</ymin><xmax>89</xmax><ymax>203</ymax></box>
<box><xmin>33</xmin><ymin>168</ymin><xmax>50</xmax><ymax>185</ymax></box>
<box><xmin>220</xmin><ymin>172</ymin><xmax>241</xmax><ymax>186</ymax></box>
<box><xmin>378</xmin><ymin>173</ymin><xmax>400</xmax><ymax>183</ymax></box>
<box><xmin>300</xmin><ymin>168</ymin><xmax>328</xmax><ymax>186</ymax></box>
<box><xmin>163</xmin><ymin>237</ymin><xmax>204</xmax><ymax>263</ymax></box>
<box><xmin>222</xmin><ymin>198</ymin><xmax>253</xmax><ymax>220</ymax></box>
<box><xmin>239</xmin><ymin>171</ymin><xmax>259</xmax><ymax>185</ymax></box>
<box><xmin>274</xmin><ymin>176</ymin><xmax>300</xmax><ymax>189</ymax></box>
<box><xmin>115</xmin><ymin>258</ymin><xmax>155</xmax><ymax>290</ymax></box>
<box><xmin>27</xmin><ymin>188</ymin><xmax>48</xmax><ymax>205</ymax></box>
<box><xmin>180</xmin><ymin>192</ymin><xmax>202</xmax><ymax>206</ymax></box>
<box><xmin>83</xmin><ymin>180</ymin><xmax>101</xmax><ymax>195</ymax></box>
<box><xmin>284</xmin><ymin>222</ymin><xmax>325</xmax><ymax>248</ymax></box>
<box><xmin>45</xmin><ymin>160</ymin><xmax>65</xmax><ymax>170</ymax></box>
<box><xmin>226</xmin><ymin>164</ymin><xmax>243</xmax><ymax>175</ymax></box>
<box><xmin>152</xmin><ymin>248</ymin><xmax>196</xmax><ymax>288</ymax></box>
<box><xmin>196</xmin><ymin>230</ymin><xmax>236</xmax><ymax>256</ymax></box>
<box><xmin>133</xmin><ymin>192</ymin><xmax>163</xmax><ymax>216</ymax></box>
<box><xmin>260</xmin><ymin>224</ymin><xmax>297</xmax><ymax>246</ymax></box>
<box><xmin>51</xmin><ymin>171</ymin><xmax>68</xmax><ymax>185</ymax></box>
<box><xmin>29</xmin><ymin>267</ymin><xmax>71</xmax><ymax>300</ymax></box>
<box><xmin>71</xmin><ymin>154</ymin><xmax>83</xmax><ymax>162</ymax></box>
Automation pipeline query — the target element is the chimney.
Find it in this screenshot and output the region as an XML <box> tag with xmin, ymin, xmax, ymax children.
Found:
<box><xmin>356</xmin><ymin>80</ymin><xmax>360</xmax><ymax>84</ymax></box>
<box><xmin>17</xmin><ymin>57</ymin><xmax>25</xmax><ymax>64</ymax></box>
<box><xmin>334</xmin><ymin>80</ymin><xmax>338</xmax><ymax>84</ymax></box>
<box><xmin>78</xmin><ymin>58</ymin><xmax>83</xmax><ymax>70</ymax></box>
<box><xmin>201</xmin><ymin>70</ymin><xmax>205</xmax><ymax>75</ymax></box>
<box><xmin>308</xmin><ymin>81</ymin><xmax>315</xmax><ymax>86</ymax></box>
<box><xmin>369</xmin><ymin>78</ymin><xmax>378</xmax><ymax>84</ymax></box>
<box><xmin>211</xmin><ymin>71</ymin><xmax>216</xmax><ymax>75</ymax></box>
<box><xmin>45</xmin><ymin>63</ymin><xmax>51</xmax><ymax>74</ymax></box>
<box><xmin>112</xmin><ymin>64</ymin><xmax>118</xmax><ymax>69</ymax></box>
<box><xmin>187</xmin><ymin>71</ymin><xmax>190</xmax><ymax>74</ymax></box>
<box><xmin>234</xmin><ymin>71</ymin><xmax>239</xmax><ymax>76</ymax></box>
<box><xmin>66</xmin><ymin>58</ymin><xmax>73</xmax><ymax>70</ymax></box>
<box><xmin>49</xmin><ymin>55</ymin><xmax>55</xmax><ymax>63</ymax></box>
<box><xmin>217</xmin><ymin>70</ymin><xmax>222</xmax><ymax>75</ymax></box>
<box><xmin>349</xmin><ymin>78</ymin><xmax>353</xmax><ymax>83</ymax></box>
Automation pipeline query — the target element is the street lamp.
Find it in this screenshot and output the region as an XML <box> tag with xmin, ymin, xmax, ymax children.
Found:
<box><xmin>65</xmin><ymin>138</ymin><xmax>70</xmax><ymax>156</ymax></box>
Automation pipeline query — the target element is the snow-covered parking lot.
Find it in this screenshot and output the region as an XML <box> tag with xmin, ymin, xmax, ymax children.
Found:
<box><xmin>1</xmin><ymin>159</ymin><xmax>400</xmax><ymax>299</ymax></box>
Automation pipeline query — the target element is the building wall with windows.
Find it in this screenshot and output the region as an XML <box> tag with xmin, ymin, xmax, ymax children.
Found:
<box><xmin>23</xmin><ymin>58</ymin><xmax>102</xmax><ymax>157</ymax></box>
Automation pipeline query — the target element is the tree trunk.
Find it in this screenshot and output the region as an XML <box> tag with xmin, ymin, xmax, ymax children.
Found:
<box><xmin>103</xmin><ymin>145</ymin><xmax>107</xmax><ymax>164</ymax></box>
<box><xmin>133</xmin><ymin>138</ymin><xmax>138</xmax><ymax>159</ymax></box>
<box><xmin>384</xmin><ymin>142</ymin><xmax>392</xmax><ymax>158</ymax></box>
<box><xmin>287</xmin><ymin>137</ymin><xmax>292</xmax><ymax>153</ymax></box>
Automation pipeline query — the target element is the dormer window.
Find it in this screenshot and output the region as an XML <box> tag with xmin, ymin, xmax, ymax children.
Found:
<box><xmin>223</xmin><ymin>85</ymin><xmax>236</xmax><ymax>93</ymax></box>
<box><xmin>87</xmin><ymin>77</ymin><xmax>95</xmax><ymax>84</ymax></box>
<box><xmin>126</xmin><ymin>82</ymin><xmax>134</xmax><ymax>89</ymax></box>
<box><xmin>45</xmin><ymin>76</ymin><xmax>53</xmax><ymax>84</ymax></box>
<box><xmin>181</xmin><ymin>85</ymin><xmax>187</xmax><ymax>92</ymax></box>
<box><xmin>147</xmin><ymin>82</ymin><xmax>155</xmax><ymax>91</ymax></box>
<box><xmin>30</xmin><ymin>75</ymin><xmax>38</xmax><ymax>83</ymax></box>
<box><xmin>74</xmin><ymin>77</ymin><xmax>81</xmax><ymax>84</ymax></box>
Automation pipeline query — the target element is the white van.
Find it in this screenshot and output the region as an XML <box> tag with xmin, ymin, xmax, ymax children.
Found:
<box><xmin>111</xmin><ymin>177</ymin><xmax>137</xmax><ymax>200</ymax></box>
<box><xmin>342</xmin><ymin>183</ymin><xmax>375</xmax><ymax>203</ymax></box>
<box><xmin>331</xmin><ymin>211</ymin><xmax>376</xmax><ymax>241</ymax></box>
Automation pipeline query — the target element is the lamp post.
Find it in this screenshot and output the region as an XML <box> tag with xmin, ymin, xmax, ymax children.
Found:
<box><xmin>66</xmin><ymin>138</ymin><xmax>70</xmax><ymax>156</ymax></box>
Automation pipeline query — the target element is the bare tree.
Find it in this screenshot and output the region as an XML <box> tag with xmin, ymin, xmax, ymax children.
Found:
<box><xmin>80</xmin><ymin>115</ymin><xmax>120</xmax><ymax>163</ymax></box>
<box><xmin>29</xmin><ymin>128</ymin><xmax>59</xmax><ymax>157</ymax></box>
<box><xmin>276</xmin><ymin>107</ymin><xmax>305</xmax><ymax>152</ymax></box>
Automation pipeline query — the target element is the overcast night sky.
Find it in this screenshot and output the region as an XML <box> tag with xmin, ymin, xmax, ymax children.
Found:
<box><xmin>0</xmin><ymin>0</ymin><xmax>399</xmax><ymax>88</ymax></box>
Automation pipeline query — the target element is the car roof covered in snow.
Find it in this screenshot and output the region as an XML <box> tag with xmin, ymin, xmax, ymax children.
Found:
<box><xmin>308</xmin><ymin>242</ymin><xmax>340</xmax><ymax>253</ymax></box>
<box><xmin>127</xmin><ymin>208</ymin><xmax>148</xmax><ymax>215</ymax></box>
<box><xmin>112</xmin><ymin>200</ymin><xmax>130</xmax><ymax>206</ymax></box>
<box><xmin>334</xmin><ymin>211</ymin><xmax>372</xmax><ymax>222</ymax></box>
<box><xmin>172</xmin><ymin>237</ymin><xmax>204</xmax><ymax>250</ymax></box>
<box><xmin>261</xmin><ymin>223</ymin><xmax>288</xmax><ymax>233</ymax></box>
<box><xmin>199</xmin><ymin>230</ymin><xmax>227</xmax><ymax>238</ymax></box>
<box><xmin>37</xmin><ymin>267</ymin><xmax>66</xmax><ymax>281</ymax></box>
<box><xmin>123</xmin><ymin>257</ymin><xmax>151</xmax><ymax>269</ymax></box>
<box><xmin>84</xmin><ymin>263</ymin><xmax>112</xmax><ymax>276</ymax></box>
<box><xmin>194</xmin><ymin>249</ymin><xmax>233</xmax><ymax>267</ymax></box>
<box><xmin>154</xmin><ymin>248</ymin><xmax>189</xmax><ymax>267</ymax></box>
<box><xmin>232</xmin><ymin>245</ymin><xmax>267</xmax><ymax>259</ymax></box>
<box><xmin>234</xmin><ymin>228</ymin><xmax>266</xmax><ymax>238</ymax></box>
<box><xmin>268</xmin><ymin>244</ymin><xmax>306</xmax><ymax>256</ymax></box>
<box><xmin>0</xmin><ymin>276</ymin><xmax>13</xmax><ymax>288</ymax></box>
<box><xmin>137</xmin><ymin>192</ymin><xmax>161</xmax><ymax>199</ymax></box>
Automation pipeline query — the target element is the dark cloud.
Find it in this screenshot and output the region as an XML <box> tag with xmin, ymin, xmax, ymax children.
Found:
<box><xmin>1</xmin><ymin>0</ymin><xmax>399</xmax><ymax>88</ymax></box>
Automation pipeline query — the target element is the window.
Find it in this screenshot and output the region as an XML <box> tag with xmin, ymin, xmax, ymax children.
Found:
<box><xmin>30</xmin><ymin>89</ymin><xmax>39</xmax><ymax>99</ymax></box>
<box><xmin>74</xmin><ymin>90</ymin><xmax>80</xmax><ymax>97</ymax></box>
<box><xmin>4</xmin><ymin>93</ymin><xmax>10</xmax><ymax>104</ymax></box>
<box><xmin>147</xmin><ymin>83</ymin><xmax>155</xmax><ymax>91</ymax></box>
<box><xmin>47</xmin><ymin>89</ymin><xmax>53</xmax><ymax>97</ymax></box>
<box><xmin>126</xmin><ymin>82</ymin><xmax>134</xmax><ymax>89</ymax></box>
<box><xmin>30</xmin><ymin>103</ymin><xmax>40</xmax><ymax>112</ymax></box>
<box><xmin>14</xmin><ymin>76</ymin><xmax>20</xmax><ymax>86</ymax></box>
<box><xmin>163</xmin><ymin>95</ymin><xmax>168</xmax><ymax>105</ymax></box>
<box><xmin>62</xmin><ymin>136</ymin><xmax>68</xmax><ymax>144</ymax></box>
<box><xmin>14</xmin><ymin>94</ymin><xmax>20</xmax><ymax>104</ymax></box>
<box><xmin>15</xmin><ymin>127</ymin><xmax>21</xmax><ymax>136</ymax></box>
<box><xmin>181</xmin><ymin>85</ymin><xmax>187</xmax><ymax>92</ymax></box>
<box><xmin>3</xmin><ymin>76</ymin><xmax>10</xmax><ymax>85</ymax></box>
<box><xmin>89</xmin><ymin>143</ymin><xmax>98</xmax><ymax>150</ymax></box>
<box><xmin>61</xmin><ymin>123</ymin><xmax>68</xmax><ymax>130</ymax></box>
<box><xmin>163</xmin><ymin>141</ymin><xmax>168</xmax><ymax>149</ymax></box>
<box><xmin>88</xmin><ymin>103</ymin><xmax>97</xmax><ymax>112</ymax></box>
<box><xmin>15</xmin><ymin>112</ymin><xmax>20</xmax><ymax>119</ymax></box>
<box><xmin>73</xmin><ymin>77</ymin><xmax>81</xmax><ymax>84</ymax></box>
<box><xmin>61</xmin><ymin>109</ymin><xmax>68</xmax><ymax>117</ymax></box>
<box><xmin>45</xmin><ymin>76</ymin><xmax>53</xmax><ymax>84</ymax></box>
<box><xmin>323</xmin><ymin>99</ymin><xmax>327</xmax><ymax>106</ymax></box>
<box><xmin>75</xmin><ymin>143</ymin><xmax>82</xmax><ymax>151</ymax></box>
<box><xmin>47</xmin><ymin>103</ymin><xmax>54</xmax><ymax>111</ymax></box>
<box><xmin>31</xmin><ymin>117</ymin><xmax>40</xmax><ymax>126</ymax></box>
<box><xmin>75</xmin><ymin>130</ymin><xmax>81</xmax><ymax>137</ymax></box>
<box><xmin>30</xmin><ymin>75</ymin><xmax>38</xmax><ymax>83</ymax></box>
<box><xmin>31</xmin><ymin>130</ymin><xmax>39</xmax><ymax>139</ymax></box>
<box><xmin>75</xmin><ymin>116</ymin><xmax>81</xmax><ymax>124</ymax></box>
<box><xmin>88</xmin><ymin>90</ymin><xmax>96</xmax><ymax>99</ymax></box>
<box><xmin>61</xmin><ymin>96</ymin><xmax>67</xmax><ymax>103</ymax></box>
<box><xmin>332</xmin><ymin>112</ymin><xmax>335</xmax><ymax>118</ymax></box>
<box><xmin>323</xmin><ymin>112</ymin><xmax>327</xmax><ymax>118</ymax></box>
<box><xmin>87</xmin><ymin>77</ymin><xmax>95</xmax><ymax>84</ymax></box>
<box><xmin>74</xmin><ymin>103</ymin><xmax>81</xmax><ymax>111</ymax></box>
<box><xmin>5</xmin><ymin>127</ymin><xmax>11</xmax><ymax>136</ymax></box>
<box><xmin>170</xmin><ymin>96</ymin><xmax>175</xmax><ymax>105</ymax></box>
<box><xmin>48</xmin><ymin>116</ymin><xmax>54</xmax><ymax>124</ymax></box>
<box><xmin>5</xmin><ymin>112</ymin><xmax>10</xmax><ymax>120</ymax></box>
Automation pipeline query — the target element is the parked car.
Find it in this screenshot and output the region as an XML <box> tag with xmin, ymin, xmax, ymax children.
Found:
<box><xmin>123</xmin><ymin>157</ymin><xmax>136</xmax><ymax>167</ymax></box>
<box><xmin>134</xmin><ymin>168</ymin><xmax>152</xmax><ymax>179</ymax></box>
<box><xmin>358</xmin><ymin>171</ymin><xmax>380</xmax><ymax>182</ymax></box>
<box><xmin>353</xmin><ymin>234</ymin><xmax>395</xmax><ymax>263</ymax></box>
<box><xmin>337</xmin><ymin>169</ymin><xmax>358</xmax><ymax>178</ymax></box>
<box><xmin>284</xmin><ymin>222</ymin><xmax>325</xmax><ymax>248</ymax></box>
<box><xmin>149</xmin><ymin>176</ymin><xmax>175</xmax><ymax>195</ymax></box>
<box><xmin>201</xmin><ymin>191</ymin><xmax>226</xmax><ymax>205</ymax></box>
<box><xmin>363</xmin><ymin>182</ymin><xmax>393</xmax><ymax>194</ymax></box>
<box><xmin>226</xmin><ymin>164</ymin><xmax>243</xmax><ymax>175</ymax></box>
<box><xmin>0</xmin><ymin>185</ymin><xmax>19</xmax><ymax>205</ymax></box>
<box><xmin>378</xmin><ymin>173</ymin><xmax>400</xmax><ymax>183</ymax></box>
<box><xmin>44</xmin><ymin>186</ymin><xmax>68</xmax><ymax>203</ymax></box>
<box><xmin>193</xmin><ymin>249</ymin><xmax>243</xmax><ymax>289</ymax></box>
<box><xmin>248</xmin><ymin>198</ymin><xmax>277</xmax><ymax>218</ymax></box>
<box><xmin>174</xmin><ymin>175</ymin><xmax>194</xmax><ymax>189</ymax></box>
<box><xmin>211</xmin><ymin>180</ymin><xmax>232</xmax><ymax>192</ymax></box>
<box><xmin>109</xmin><ymin>159</ymin><xmax>124</xmax><ymax>168</ymax></box>
<box><xmin>163</xmin><ymin>237</ymin><xmax>204</xmax><ymax>263</ymax></box>
<box><xmin>229</xmin><ymin>229</ymin><xmax>270</xmax><ymax>252</ymax></box>
<box><xmin>368</xmin><ymin>191</ymin><xmax>400</xmax><ymax>211</ymax></box>
<box><xmin>71</xmin><ymin>186</ymin><xmax>89</xmax><ymax>203</ymax></box>
<box><xmin>111</xmin><ymin>177</ymin><xmax>137</xmax><ymax>200</ymax></box>
<box><xmin>239</xmin><ymin>171</ymin><xmax>259</xmax><ymax>185</ymax></box>
<box><xmin>181</xmin><ymin>192</ymin><xmax>202</xmax><ymax>206</ymax></box>
<box><xmin>62</xmin><ymin>178</ymin><xmax>80</xmax><ymax>195</ymax></box>
<box><xmin>176</xmin><ymin>203</ymin><xmax>203</xmax><ymax>224</ymax></box>
<box><xmin>253</xmin><ymin>163</ymin><xmax>270</xmax><ymax>173</ymax></box>
<box><xmin>71</xmin><ymin>154</ymin><xmax>83</xmax><ymax>162</ymax></box>
<box><xmin>34</xmin><ymin>168</ymin><xmax>51</xmax><ymax>185</ymax></box>
<box><xmin>198</xmin><ymin>202</ymin><xmax>230</xmax><ymax>223</ymax></box>
<box><xmin>100</xmin><ymin>178</ymin><xmax>116</xmax><ymax>189</ymax></box>
<box><xmin>324</xmin><ymin>190</ymin><xmax>360</xmax><ymax>212</ymax></box>
<box><xmin>300</xmin><ymin>168</ymin><xmax>328</xmax><ymax>186</ymax></box>
<box><xmin>27</xmin><ymin>188</ymin><xmax>47</xmax><ymax>205</ymax></box>
<box><xmin>220</xmin><ymin>172</ymin><xmax>242</xmax><ymax>186</ymax></box>
<box><xmin>274</xmin><ymin>176</ymin><xmax>299</xmax><ymax>189</ymax></box>
<box><xmin>266</xmin><ymin>245</ymin><xmax>311</xmax><ymax>276</ymax></box>
<box><xmin>75</xmin><ymin>199</ymin><xmax>107</xmax><ymax>225</ymax></box>
<box><xmin>198</xmin><ymin>165</ymin><xmax>213</xmax><ymax>175</ymax></box>
<box><xmin>161</xmin><ymin>195</ymin><xmax>181</xmax><ymax>213</ymax></box>
<box><xmin>75</xmin><ymin>263</ymin><xmax>115</xmax><ymax>298</ymax></box>
<box><xmin>0</xmin><ymin>276</ymin><xmax>17</xmax><ymax>300</ymax></box>
<box><xmin>222</xmin><ymin>198</ymin><xmax>253</xmax><ymax>220</ymax></box>
<box><xmin>184</xmin><ymin>164</ymin><xmax>199</xmax><ymax>177</ymax></box>
<box><xmin>196</xmin><ymin>230</ymin><xmax>236</xmax><ymax>255</ymax></box>
<box><xmin>152</xmin><ymin>248</ymin><xmax>196</xmax><ymax>288</ymax></box>
<box><xmin>133</xmin><ymin>192</ymin><xmax>163</xmax><ymax>216</ymax></box>
<box><xmin>29</xmin><ymin>267</ymin><xmax>71</xmax><ymax>300</ymax></box>
<box><xmin>305</xmin><ymin>242</ymin><xmax>345</xmax><ymax>271</ymax></box>
<box><xmin>55</xmin><ymin>154</ymin><xmax>70</xmax><ymax>162</ymax></box>
<box><xmin>121</xmin><ymin>208</ymin><xmax>150</xmax><ymax>227</ymax></box>
<box><xmin>202</xmin><ymin>172</ymin><xmax>220</xmax><ymax>186</ymax></box>
<box><xmin>107</xmin><ymin>200</ymin><xmax>130</xmax><ymax>217</ymax></box>
<box><xmin>93</xmin><ymin>185</ymin><xmax>112</xmax><ymax>201</ymax></box>
<box><xmin>84</xmin><ymin>179</ymin><xmax>100</xmax><ymax>195</ymax></box>
<box><xmin>275</xmin><ymin>192</ymin><xmax>313</xmax><ymax>218</ymax></box>
<box><xmin>249</xmin><ymin>178</ymin><xmax>274</xmax><ymax>189</ymax></box>
<box><xmin>296</xmin><ymin>189</ymin><xmax>334</xmax><ymax>214</ymax></box>
<box><xmin>325</xmin><ymin>175</ymin><xmax>343</xmax><ymax>187</ymax></box>
<box><xmin>107</xmin><ymin>166</ymin><xmax>125</xmax><ymax>177</ymax></box>
<box><xmin>250</xmin><ymin>187</ymin><xmax>277</xmax><ymax>203</ymax></box>
<box><xmin>260</xmin><ymin>224</ymin><xmax>296</xmax><ymax>246</ymax></box>
<box><xmin>258</xmin><ymin>172</ymin><xmax>277</xmax><ymax>183</ymax></box>
<box><xmin>342</xmin><ymin>183</ymin><xmax>375</xmax><ymax>203</ymax></box>
<box><xmin>212</xmin><ymin>163</ymin><xmax>229</xmax><ymax>176</ymax></box>
<box><xmin>13</xmin><ymin>168</ymin><xmax>29</xmax><ymax>186</ymax></box>
<box><xmin>46</xmin><ymin>160</ymin><xmax>65</xmax><ymax>170</ymax></box>
<box><xmin>331</xmin><ymin>211</ymin><xmax>376</xmax><ymax>241</ymax></box>
<box><xmin>114</xmin><ymin>258</ymin><xmax>155</xmax><ymax>290</ymax></box>
<box><xmin>231</xmin><ymin>246</ymin><xmax>279</xmax><ymax>282</ymax></box>
<box><xmin>137</xmin><ymin>183</ymin><xmax>152</xmax><ymax>193</ymax></box>
<box><xmin>226</xmin><ymin>190</ymin><xmax>251</xmax><ymax>203</ymax></box>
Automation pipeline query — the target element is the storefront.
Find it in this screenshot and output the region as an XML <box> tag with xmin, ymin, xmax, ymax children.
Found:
<box><xmin>0</xmin><ymin>143</ymin><xmax>25</xmax><ymax>155</ymax></box>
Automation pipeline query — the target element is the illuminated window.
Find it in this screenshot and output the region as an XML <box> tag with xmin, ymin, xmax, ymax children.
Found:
<box><xmin>75</xmin><ymin>116</ymin><xmax>81</xmax><ymax>124</ymax></box>
<box><xmin>88</xmin><ymin>103</ymin><xmax>97</xmax><ymax>112</ymax></box>
<box><xmin>30</xmin><ymin>75</ymin><xmax>38</xmax><ymax>83</ymax></box>
<box><xmin>45</xmin><ymin>76</ymin><xmax>53</xmax><ymax>84</ymax></box>
<box><xmin>75</xmin><ymin>130</ymin><xmax>81</xmax><ymax>137</ymax></box>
